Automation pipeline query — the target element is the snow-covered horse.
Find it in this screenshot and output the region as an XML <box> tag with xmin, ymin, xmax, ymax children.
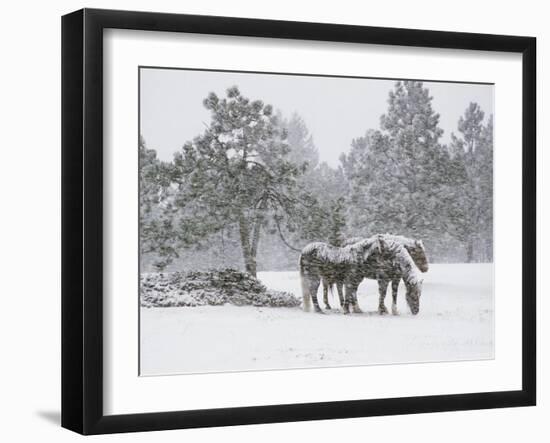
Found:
<box><xmin>339</xmin><ymin>234</ymin><xmax>428</xmax><ymax>315</ymax></box>
<box><xmin>299</xmin><ymin>235</ymin><xmax>382</xmax><ymax>314</ymax></box>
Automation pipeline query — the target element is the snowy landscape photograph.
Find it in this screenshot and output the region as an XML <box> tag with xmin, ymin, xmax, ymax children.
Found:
<box><xmin>138</xmin><ymin>67</ymin><xmax>494</xmax><ymax>376</ymax></box>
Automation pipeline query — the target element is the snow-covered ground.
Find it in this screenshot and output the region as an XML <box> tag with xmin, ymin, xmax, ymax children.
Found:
<box><xmin>140</xmin><ymin>263</ymin><xmax>494</xmax><ymax>376</ymax></box>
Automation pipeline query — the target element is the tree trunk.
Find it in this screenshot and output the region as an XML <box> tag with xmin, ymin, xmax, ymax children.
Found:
<box><xmin>466</xmin><ymin>236</ymin><xmax>474</xmax><ymax>263</ymax></box>
<box><xmin>244</xmin><ymin>255</ymin><xmax>257</xmax><ymax>277</ymax></box>
<box><xmin>238</xmin><ymin>213</ymin><xmax>257</xmax><ymax>277</ymax></box>
<box><xmin>485</xmin><ymin>236</ymin><xmax>493</xmax><ymax>262</ymax></box>
<box><xmin>250</xmin><ymin>199</ymin><xmax>267</xmax><ymax>259</ymax></box>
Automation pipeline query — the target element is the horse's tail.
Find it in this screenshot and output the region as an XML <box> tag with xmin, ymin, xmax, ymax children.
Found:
<box><xmin>299</xmin><ymin>255</ymin><xmax>311</xmax><ymax>312</ymax></box>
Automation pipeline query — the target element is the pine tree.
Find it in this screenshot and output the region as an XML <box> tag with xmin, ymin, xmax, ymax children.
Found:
<box><xmin>446</xmin><ymin>134</ymin><xmax>472</xmax><ymax>260</ymax></box>
<box><xmin>341</xmin><ymin>130</ymin><xmax>388</xmax><ymax>235</ymax></box>
<box><xmin>139</xmin><ymin>137</ymin><xmax>177</xmax><ymax>270</ymax></box>
<box><xmin>167</xmin><ymin>86</ymin><xmax>304</xmax><ymax>277</ymax></box>
<box><xmin>478</xmin><ymin>115</ymin><xmax>493</xmax><ymax>261</ymax></box>
<box><xmin>277</xmin><ymin>112</ymin><xmax>348</xmax><ymax>247</ymax></box>
<box><xmin>448</xmin><ymin>103</ymin><xmax>492</xmax><ymax>262</ymax></box>
<box><xmin>345</xmin><ymin>81</ymin><xmax>454</xmax><ymax>249</ymax></box>
<box><xmin>328</xmin><ymin>198</ymin><xmax>346</xmax><ymax>246</ymax></box>
<box><xmin>283</xmin><ymin>112</ymin><xmax>319</xmax><ymax>171</ymax></box>
<box><xmin>458</xmin><ymin>102</ymin><xmax>485</xmax><ymax>156</ymax></box>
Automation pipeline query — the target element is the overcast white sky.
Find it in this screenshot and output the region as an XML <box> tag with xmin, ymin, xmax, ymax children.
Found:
<box><xmin>140</xmin><ymin>68</ymin><xmax>493</xmax><ymax>168</ymax></box>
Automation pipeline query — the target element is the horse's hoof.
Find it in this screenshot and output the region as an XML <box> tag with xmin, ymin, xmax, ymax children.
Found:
<box><xmin>352</xmin><ymin>307</ymin><xmax>363</xmax><ymax>314</ymax></box>
<box><xmin>378</xmin><ymin>306</ymin><xmax>389</xmax><ymax>315</ymax></box>
<box><xmin>324</xmin><ymin>306</ymin><xmax>331</xmax><ymax>311</ymax></box>
<box><xmin>315</xmin><ymin>309</ymin><xmax>325</xmax><ymax>314</ymax></box>
<box><xmin>391</xmin><ymin>307</ymin><xmax>399</xmax><ymax>315</ymax></box>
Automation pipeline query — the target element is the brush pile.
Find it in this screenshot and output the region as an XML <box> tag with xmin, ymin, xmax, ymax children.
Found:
<box><xmin>140</xmin><ymin>269</ymin><xmax>300</xmax><ymax>308</ymax></box>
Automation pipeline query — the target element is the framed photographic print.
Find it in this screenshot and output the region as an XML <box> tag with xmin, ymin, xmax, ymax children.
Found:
<box><xmin>61</xmin><ymin>8</ymin><xmax>536</xmax><ymax>435</ymax></box>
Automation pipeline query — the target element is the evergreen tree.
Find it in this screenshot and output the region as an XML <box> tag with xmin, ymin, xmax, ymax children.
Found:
<box><xmin>478</xmin><ymin>115</ymin><xmax>494</xmax><ymax>261</ymax></box>
<box><xmin>341</xmin><ymin>130</ymin><xmax>387</xmax><ymax>234</ymax></box>
<box><xmin>278</xmin><ymin>112</ymin><xmax>348</xmax><ymax>247</ymax></box>
<box><xmin>327</xmin><ymin>198</ymin><xmax>346</xmax><ymax>246</ymax></box>
<box><xmin>167</xmin><ymin>86</ymin><xmax>304</xmax><ymax>276</ymax></box>
<box><xmin>283</xmin><ymin>112</ymin><xmax>319</xmax><ymax>170</ymax></box>
<box><xmin>344</xmin><ymin>81</ymin><xmax>454</xmax><ymax>251</ymax></box>
<box><xmin>139</xmin><ymin>137</ymin><xmax>177</xmax><ymax>270</ymax></box>
<box><xmin>458</xmin><ymin>102</ymin><xmax>485</xmax><ymax>156</ymax></box>
<box><xmin>449</xmin><ymin>103</ymin><xmax>493</xmax><ymax>262</ymax></box>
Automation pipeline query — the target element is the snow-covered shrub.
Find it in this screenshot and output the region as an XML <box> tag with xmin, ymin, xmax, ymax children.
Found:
<box><xmin>141</xmin><ymin>269</ymin><xmax>300</xmax><ymax>308</ymax></box>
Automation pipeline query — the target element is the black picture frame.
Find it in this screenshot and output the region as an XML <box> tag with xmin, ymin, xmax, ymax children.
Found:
<box><xmin>61</xmin><ymin>8</ymin><xmax>536</xmax><ymax>435</ymax></box>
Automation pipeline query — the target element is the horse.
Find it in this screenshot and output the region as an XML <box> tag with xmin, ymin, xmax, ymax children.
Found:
<box><xmin>374</xmin><ymin>236</ymin><xmax>424</xmax><ymax>315</ymax></box>
<box><xmin>299</xmin><ymin>235</ymin><xmax>382</xmax><ymax>314</ymax></box>
<box><xmin>338</xmin><ymin>234</ymin><xmax>428</xmax><ymax>315</ymax></box>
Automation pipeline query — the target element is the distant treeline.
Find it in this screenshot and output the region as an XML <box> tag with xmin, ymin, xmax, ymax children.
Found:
<box><xmin>140</xmin><ymin>81</ymin><xmax>493</xmax><ymax>275</ymax></box>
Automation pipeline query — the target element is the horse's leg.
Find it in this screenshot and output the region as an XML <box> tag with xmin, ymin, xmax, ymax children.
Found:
<box><xmin>343</xmin><ymin>283</ymin><xmax>353</xmax><ymax>315</ymax></box>
<box><xmin>391</xmin><ymin>279</ymin><xmax>400</xmax><ymax>315</ymax></box>
<box><xmin>336</xmin><ymin>282</ymin><xmax>345</xmax><ymax>310</ymax></box>
<box><xmin>378</xmin><ymin>279</ymin><xmax>389</xmax><ymax>314</ymax></box>
<box><xmin>309</xmin><ymin>278</ymin><xmax>323</xmax><ymax>313</ymax></box>
<box><xmin>322</xmin><ymin>278</ymin><xmax>331</xmax><ymax>310</ymax></box>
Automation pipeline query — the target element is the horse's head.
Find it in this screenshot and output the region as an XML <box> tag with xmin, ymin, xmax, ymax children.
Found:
<box><xmin>406</xmin><ymin>240</ymin><xmax>429</xmax><ymax>273</ymax></box>
<box><xmin>398</xmin><ymin>244</ymin><xmax>424</xmax><ymax>315</ymax></box>
<box><xmin>405</xmin><ymin>278</ymin><xmax>423</xmax><ymax>315</ymax></box>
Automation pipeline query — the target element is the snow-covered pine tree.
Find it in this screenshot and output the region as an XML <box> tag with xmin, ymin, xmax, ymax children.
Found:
<box><xmin>345</xmin><ymin>81</ymin><xmax>455</xmax><ymax>253</ymax></box>
<box><xmin>478</xmin><ymin>115</ymin><xmax>494</xmax><ymax>261</ymax></box>
<box><xmin>270</xmin><ymin>112</ymin><xmax>348</xmax><ymax>249</ymax></box>
<box><xmin>167</xmin><ymin>86</ymin><xmax>305</xmax><ymax>277</ymax></box>
<box><xmin>283</xmin><ymin>112</ymin><xmax>319</xmax><ymax>171</ymax></box>
<box><xmin>341</xmin><ymin>129</ymin><xmax>387</xmax><ymax>235</ymax></box>
<box><xmin>139</xmin><ymin>136</ymin><xmax>178</xmax><ymax>270</ymax></box>
<box><xmin>448</xmin><ymin>103</ymin><xmax>493</xmax><ymax>262</ymax></box>
<box><xmin>458</xmin><ymin>102</ymin><xmax>485</xmax><ymax>155</ymax></box>
<box><xmin>327</xmin><ymin>198</ymin><xmax>346</xmax><ymax>246</ymax></box>
<box><xmin>274</xmin><ymin>112</ymin><xmax>326</xmax><ymax>244</ymax></box>
<box><xmin>382</xmin><ymin>81</ymin><xmax>455</xmax><ymax>241</ymax></box>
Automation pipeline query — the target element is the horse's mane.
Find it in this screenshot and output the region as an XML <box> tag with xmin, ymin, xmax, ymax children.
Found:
<box><xmin>344</xmin><ymin>233</ymin><xmax>419</xmax><ymax>247</ymax></box>
<box><xmin>301</xmin><ymin>242</ymin><xmax>354</xmax><ymax>264</ymax></box>
<box><xmin>382</xmin><ymin>234</ymin><xmax>425</xmax><ymax>252</ymax></box>
<box><xmin>341</xmin><ymin>236</ymin><xmax>364</xmax><ymax>247</ymax></box>
<box><xmin>301</xmin><ymin>236</ymin><xmax>379</xmax><ymax>265</ymax></box>
<box><xmin>345</xmin><ymin>236</ymin><xmax>379</xmax><ymax>255</ymax></box>
<box><xmin>392</xmin><ymin>245</ymin><xmax>423</xmax><ymax>286</ymax></box>
<box><xmin>344</xmin><ymin>234</ymin><xmax>426</xmax><ymax>258</ymax></box>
